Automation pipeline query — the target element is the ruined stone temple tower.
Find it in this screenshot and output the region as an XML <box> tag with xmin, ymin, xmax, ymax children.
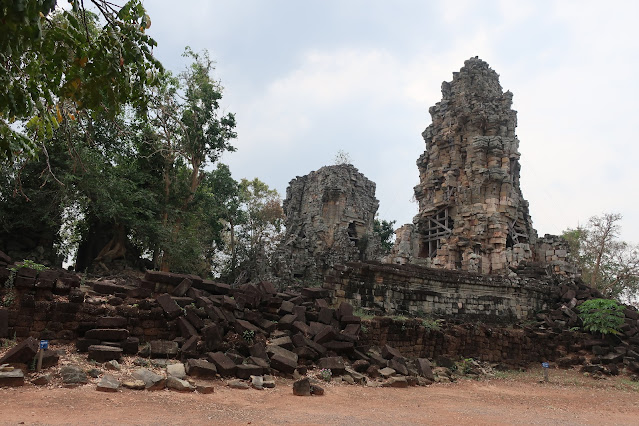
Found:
<box><xmin>273</xmin><ymin>164</ymin><xmax>381</xmax><ymax>283</ymax></box>
<box><xmin>389</xmin><ymin>57</ymin><xmax>538</xmax><ymax>274</ymax></box>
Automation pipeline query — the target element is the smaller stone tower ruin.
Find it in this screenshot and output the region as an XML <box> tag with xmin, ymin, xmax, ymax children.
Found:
<box><xmin>273</xmin><ymin>164</ymin><xmax>381</xmax><ymax>283</ymax></box>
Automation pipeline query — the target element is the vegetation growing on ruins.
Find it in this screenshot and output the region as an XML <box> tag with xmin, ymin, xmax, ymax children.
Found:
<box><xmin>577</xmin><ymin>298</ymin><xmax>625</xmax><ymax>336</ymax></box>
<box><xmin>373</xmin><ymin>217</ymin><xmax>396</xmax><ymax>254</ymax></box>
<box><xmin>563</xmin><ymin>213</ymin><xmax>639</xmax><ymax>303</ymax></box>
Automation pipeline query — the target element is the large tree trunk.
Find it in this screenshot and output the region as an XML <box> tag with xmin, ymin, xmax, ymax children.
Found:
<box><xmin>76</xmin><ymin>221</ymin><xmax>128</xmax><ymax>272</ymax></box>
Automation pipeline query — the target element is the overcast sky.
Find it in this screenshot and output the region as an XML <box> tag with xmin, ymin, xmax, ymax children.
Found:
<box><xmin>142</xmin><ymin>0</ymin><xmax>639</xmax><ymax>244</ymax></box>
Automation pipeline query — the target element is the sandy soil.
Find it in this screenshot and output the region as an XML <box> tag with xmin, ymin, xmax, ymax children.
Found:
<box><xmin>1</xmin><ymin>368</ymin><xmax>638</xmax><ymax>425</ymax></box>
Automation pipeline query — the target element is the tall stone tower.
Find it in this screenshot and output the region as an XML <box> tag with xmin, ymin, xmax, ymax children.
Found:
<box><xmin>273</xmin><ymin>164</ymin><xmax>381</xmax><ymax>283</ymax></box>
<box><xmin>391</xmin><ymin>57</ymin><xmax>537</xmax><ymax>274</ymax></box>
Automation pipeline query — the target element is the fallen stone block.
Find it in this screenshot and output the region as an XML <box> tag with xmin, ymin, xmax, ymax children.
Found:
<box><xmin>379</xmin><ymin>367</ymin><xmax>396</xmax><ymax>378</ymax></box>
<box><xmin>0</xmin><ymin>369</ymin><xmax>24</xmax><ymax>387</ymax></box>
<box><xmin>76</xmin><ymin>338</ymin><xmax>101</xmax><ymax>353</ymax></box>
<box><xmin>277</xmin><ymin>314</ymin><xmax>297</xmax><ymax>330</ymax></box>
<box><xmin>96</xmin><ymin>374</ymin><xmax>120</xmax><ymax>392</ymax></box>
<box><xmin>177</xmin><ymin>317</ymin><xmax>199</xmax><ymax>339</ymax></box>
<box><xmin>270</xmin><ymin>336</ymin><xmax>294</xmax><ymax>350</ymax></box>
<box><xmin>344</xmin><ymin>367</ymin><xmax>366</xmax><ymax>384</ymax></box>
<box><xmin>381</xmin><ymin>344</ymin><xmax>403</xmax><ymax>360</ymax></box>
<box><xmin>322</xmin><ymin>340</ymin><xmax>354</xmax><ymax>353</ymax></box>
<box><xmin>352</xmin><ymin>359</ymin><xmax>370</xmax><ymax>373</ymax></box>
<box><xmin>294</xmin><ymin>346</ymin><xmax>320</xmax><ymax>361</ymax></box>
<box><xmin>156</xmin><ymin>293</ymin><xmax>183</xmax><ymax>319</ymax></box>
<box><xmin>291</xmin><ymin>333</ymin><xmax>327</xmax><ymax>357</ymax></box>
<box><xmin>121</xmin><ymin>337</ymin><xmax>139</xmax><ymax>355</ymax></box>
<box><xmin>149</xmin><ymin>340</ymin><xmax>179</xmax><ymax>358</ymax></box>
<box><xmin>186</xmin><ymin>359</ymin><xmax>218</xmax><ymax>378</ymax></box>
<box><xmin>122</xmin><ymin>380</ymin><xmax>146</xmax><ymax>390</ymax></box>
<box><xmin>389</xmin><ymin>358</ymin><xmax>409</xmax><ymax>376</ymax></box>
<box><xmin>167</xmin><ymin>363</ymin><xmax>186</xmax><ymax>379</ymax></box>
<box><xmin>227</xmin><ymin>379</ymin><xmax>249</xmax><ymax>389</ymax></box>
<box><xmin>416</xmin><ymin>358</ymin><xmax>435</xmax><ymax>381</ymax></box>
<box><xmin>310</xmin><ymin>383</ymin><xmax>324</xmax><ymax>395</ymax></box>
<box><xmin>301</xmin><ymin>287</ymin><xmax>329</xmax><ymax>299</ymax></box>
<box><xmin>105</xmin><ymin>360</ymin><xmax>121</xmax><ymax>371</ymax></box>
<box><xmin>41</xmin><ymin>349</ymin><xmax>61</xmax><ymax>369</ymax></box>
<box><xmin>144</xmin><ymin>270</ymin><xmax>179</xmax><ymax>285</ymax></box>
<box><xmin>384</xmin><ymin>376</ymin><xmax>409</xmax><ymax>388</ymax></box>
<box><xmin>172</xmin><ymin>278</ymin><xmax>193</xmax><ymax>297</ymax></box>
<box><xmin>251</xmin><ymin>375</ymin><xmax>264</xmax><ymax>390</ymax></box>
<box><xmin>198</xmin><ymin>280</ymin><xmax>231</xmax><ymax>295</ymax></box>
<box><xmin>60</xmin><ymin>365</ymin><xmax>88</xmax><ymax>386</ymax></box>
<box><xmin>293</xmin><ymin>377</ymin><xmax>311</xmax><ymax>396</ymax></box>
<box><xmin>88</xmin><ymin>345</ymin><xmax>123</xmax><ymax>363</ymax></box>
<box><xmin>185</xmin><ymin>309</ymin><xmax>205</xmax><ymax>330</ymax></box>
<box><xmin>313</xmin><ymin>326</ymin><xmax>337</xmax><ymax>345</ymax></box>
<box><xmin>317</xmin><ymin>357</ymin><xmax>346</xmax><ymax>375</ymax></box>
<box><xmin>235</xmin><ymin>364</ymin><xmax>263</xmax><ymax>379</ymax></box>
<box><xmin>32</xmin><ymin>374</ymin><xmax>52</xmax><ymax>386</ymax></box>
<box><xmin>269</xmin><ymin>354</ymin><xmax>297</xmax><ymax>374</ymax></box>
<box><xmin>207</xmin><ymin>352</ymin><xmax>236</xmax><ymax>376</ymax></box>
<box><xmin>167</xmin><ymin>376</ymin><xmax>196</xmax><ymax>392</ymax></box>
<box><xmin>337</xmin><ymin>302</ymin><xmax>354</xmax><ymax>320</ymax></box>
<box><xmin>133</xmin><ymin>368</ymin><xmax>166</xmax><ymax>391</ymax></box>
<box><xmin>0</xmin><ymin>336</ymin><xmax>38</xmax><ymax>365</ymax></box>
<box><xmin>196</xmin><ymin>382</ymin><xmax>216</xmax><ymax>394</ymax></box>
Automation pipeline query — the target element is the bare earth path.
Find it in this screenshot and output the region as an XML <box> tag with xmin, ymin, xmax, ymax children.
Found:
<box><xmin>1</xmin><ymin>369</ymin><xmax>638</xmax><ymax>425</ymax></box>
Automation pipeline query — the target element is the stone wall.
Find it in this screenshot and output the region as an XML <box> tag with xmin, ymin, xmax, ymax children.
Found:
<box><xmin>359</xmin><ymin>317</ymin><xmax>586</xmax><ymax>366</ymax></box>
<box><xmin>273</xmin><ymin>164</ymin><xmax>381</xmax><ymax>284</ymax></box>
<box><xmin>324</xmin><ymin>261</ymin><xmax>554</xmax><ymax>322</ymax></box>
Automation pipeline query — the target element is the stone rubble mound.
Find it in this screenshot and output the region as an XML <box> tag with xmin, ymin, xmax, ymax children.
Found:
<box><xmin>2</xmin><ymin>268</ymin><xmax>436</xmax><ymax>390</ymax></box>
<box><xmin>531</xmin><ymin>277</ymin><xmax>639</xmax><ymax>376</ymax></box>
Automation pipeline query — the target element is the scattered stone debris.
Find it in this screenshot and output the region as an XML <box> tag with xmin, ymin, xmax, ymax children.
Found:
<box><xmin>60</xmin><ymin>365</ymin><xmax>88</xmax><ymax>386</ymax></box>
<box><xmin>96</xmin><ymin>374</ymin><xmax>120</xmax><ymax>392</ymax></box>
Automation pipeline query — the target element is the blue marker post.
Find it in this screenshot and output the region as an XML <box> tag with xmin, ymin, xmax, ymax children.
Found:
<box><xmin>37</xmin><ymin>340</ymin><xmax>49</xmax><ymax>372</ymax></box>
<box><xmin>542</xmin><ymin>362</ymin><xmax>549</xmax><ymax>382</ymax></box>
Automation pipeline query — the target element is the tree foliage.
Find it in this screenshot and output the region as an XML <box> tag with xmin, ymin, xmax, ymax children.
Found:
<box><xmin>563</xmin><ymin>213</ymin><xmax>639</xmax><ymax>302</ymax></box>
<box><xmin>577</xmin><ymin>298</ymin><xmax>625</xmax><ymax>336</ymax></box>
<box><xmin>1</xmin><ymin>0</ymin><xmax>162</xmax><ymax>163</ymax></box>
<box><xmin>219</xmin><ymin>178</ymin><xmax>284</xmax><ymax>283</ymax></box>
<box><xmin>374</xmin><ymin>217</ymin><xmax>396</xmax><ymax>254</ymax></box>
<box><xmin>144</xmin><ymin>48</ymin><xmax>236</xmax><ymax>272</ymax></box>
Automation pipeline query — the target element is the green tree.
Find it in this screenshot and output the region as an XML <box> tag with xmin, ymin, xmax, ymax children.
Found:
<box><xmin>221</xmin><ymin>178</ymin><xmax>284</xmax><ymax>283</ymax></box>
<box><xmin>563</xmin><ymin>213</ymin><xmax>639</xmax><ymax>302</ymax></box>
<box><xmin>374</xmin><ymin>217</ymin><xmax>396</xmax><ymax>254</ymax></box>
<box><xmin>1</xmin><ymin>0</ymin><xmax>162</xmax><ymax>163</ymax></box>
<box><xmin>577</xmin><ymin>298</ymin><xmax>625</xmax><ymax>336</ymax></box>
<box><xmin>144</xmin><ymin>48</ymin><xmax>236</xmax><ymax>271</ymax></box>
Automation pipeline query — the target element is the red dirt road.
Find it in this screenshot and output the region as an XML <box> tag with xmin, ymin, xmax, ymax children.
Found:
<box><xmin>1</xmin><ymin>371</ymin><xmax>638</xmax><ymax>425</ymax></box>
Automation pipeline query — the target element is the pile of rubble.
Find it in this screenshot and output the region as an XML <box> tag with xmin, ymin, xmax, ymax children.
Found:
<box><xmin>0</xmin><ymin>269</ymin><xmax>441</xmax><ymax>391</ymax></box>
<box><xmin>532</xmin><ymin>277</ymin><xmax>639</xmax><ymax>376</ymax></box>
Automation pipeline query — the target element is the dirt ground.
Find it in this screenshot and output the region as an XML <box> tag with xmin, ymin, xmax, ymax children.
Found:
<box><xmin>1</xmin><ymin>367</ymin><xmax>639</xmax><ymax>425</ymax></box>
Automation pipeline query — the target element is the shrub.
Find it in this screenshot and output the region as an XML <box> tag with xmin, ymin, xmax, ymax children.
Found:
<box><xmin>577</xmin><ymin>298</ymin><xmax>625</xmax><ymax>336</ymax></box>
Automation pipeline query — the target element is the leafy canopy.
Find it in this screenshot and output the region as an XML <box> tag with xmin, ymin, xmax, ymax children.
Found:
<box><xmin>0</xmin><ymin>0</ymin><xmax>162</xmax><ymax>162</ymax></box>
<box><xmin>577</xmin><ymin>298</ymin><xmax>625</xmax><ymax>336</ymax></box>
<box><xmin>562</xmin><ymin>212</ymin><xmax>639</xmax><ymax>303</ymax></box>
